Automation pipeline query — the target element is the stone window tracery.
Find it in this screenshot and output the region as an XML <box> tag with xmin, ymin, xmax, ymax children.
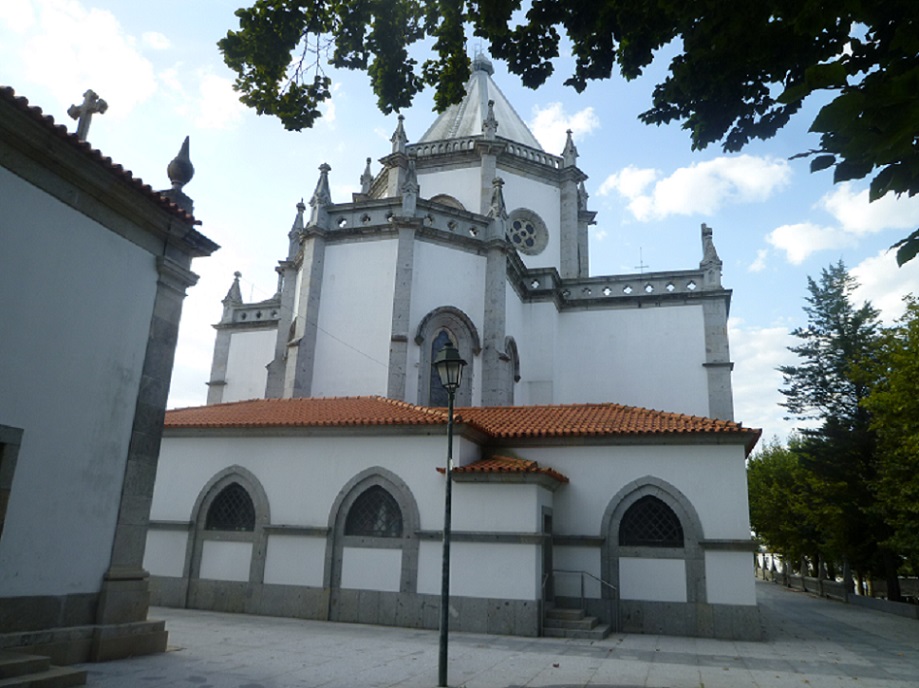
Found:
<box><xmin>619</xmin><ymin>495</ymin><xmax>684</xmax><ymax>548</ymax></box>
<box><xmin>345</xmin><ymin>485</ymin><xmax>403</xmax><ymax>538</ymax></box>
<box><xmin>507</xmin><ymin>209</ymin><xmax>548</xmax><ymax>256</ymax></box>
<box><xmin>205</xmin><ymin>482</ymin><xmax>255</xmax><ymax>532</ymax></box>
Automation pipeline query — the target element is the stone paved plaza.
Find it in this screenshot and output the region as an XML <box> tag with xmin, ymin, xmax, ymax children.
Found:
<box><xmin>79</xmin><ymin>581</ymin><xmax>919</xmax><ymax>687</ymax></box>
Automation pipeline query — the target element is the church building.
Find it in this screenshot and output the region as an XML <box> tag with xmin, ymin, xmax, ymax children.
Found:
<box><xmin>146</xmin><ymin>55</ymin><xmax>762</xmax><ymax>640</ymax></box>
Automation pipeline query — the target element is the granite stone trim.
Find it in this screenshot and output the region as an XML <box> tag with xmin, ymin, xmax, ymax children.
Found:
<box><xmin>416</xmin><ymin>530</ymin><xmax>546</xmax><ymax>544</ymax></box>
<box><xmin>387</xmin><ymin>225</ymin><xmax>416</xmax><ymax>399</ymax></box>
<box><xmin>415</xmin><ymin>306</ymin><xmax>480</xmax><ymax>406</ymax></box>
<box><xmin>325</xmin><ymin>468</ymin><xmax>421</xmax><ymax>621</ymax></box>
<box><xmin>0</xmin><ymin>592</ymin><xmax>98</xmax><ymax>633</ymax></box>
<box><xmin>553</xmin><ymin>534</ymin><xmax>605</xmax><ymax>547</ymax></box>
<box><xmin>618</xmin><ymin>599</ymin><xmax>762</xmax><ymax>641</ymax></box>
<box><xmin>153</xmin><ymin>577</ymin><xmax>540</xmax><ymax>636</ymax></box>
<box><xmin>187</xmin><ymin>466</ymin><xmax>271</xmax><ymax>607</ymax></box>
<box><xmin>601</xmin><ymin>476</ymin><xmax>707</xmax><ymax>606</ymax></box>
<box><xmin>0</xmin><ymin>424</ymin><xmax>23</xmax><ymax>541</ymax></box>
<box><xmin>701</xmin><ymin>538</ymin><xmax>758</xmax><ymax>551</ymax></box>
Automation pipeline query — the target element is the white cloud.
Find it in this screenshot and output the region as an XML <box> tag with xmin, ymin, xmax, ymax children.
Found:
<box><xmin>194</xmin><ymin>72</ymin><xmax>246</xmax><ymax>130</ymax></box>
<box><xmin>17</xmin><ymin>0</ymin><xmax>157</xmax><ymax>118</ymax></box>
<box><xmin>766</xmin><ymin>222</ymin><xmax>854</xmax><ymax>265</ymax></box>
<box><xmin>529</xmin><ymin>102</ymin><xmax>599</xmax><ymax>154</ymax></box>
<box><xmin>0</xmin><ymin>0</ymin><xmax>36</xmax><ymax>32</ymax></box>
<box><xmin>852</xmin><ymin>250</ymin><xmax>919</xmax><ymax>324</ymax></box>
<box><xmin>748</xmin><ymin>248</ymin><xmax>768</xmax><ymax>273</ymax></box>
<box><xmin>820</xmin><ymin>182</ymin><xmax>919</xmax><ymax>235</ymax></box>
<box><xmin>729</xmin><ymin>319</ymin><xmax>805</xmax><ymax>441</ymax></box>
<box><xmin>142</xmin><ymin>31</ymin><xmax>170</xmax><ymax>50</ymax></box>
<box><xmin>600</xmin><ymin>155</ymin><xmax>791</xmax><ymax>222</ymax></box>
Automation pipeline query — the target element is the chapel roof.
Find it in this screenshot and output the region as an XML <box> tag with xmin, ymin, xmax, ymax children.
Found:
<box><xmin>416</xmin><ymin>54</ymin><xmax>543</xmax><ymax>150</ymax></box>
<box><xmin>165</xmin><ymin>396</ymin><xmax>760</xmax><ymax>453</ymax></box>
<box><xmin>0</xmin><ymin>85</ymin><xmax>200</xmax><ymax>227</ymax></box>
<box><xmin>449</xmin><ymin>455</ymin><xmax>569</xmax><ymax>484</ymax></box>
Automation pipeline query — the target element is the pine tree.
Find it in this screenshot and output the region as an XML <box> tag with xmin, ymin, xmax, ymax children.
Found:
<box><xmin>778</xmin><ymin>262</ymin><xmax>900</xmax><ymax>597</ymax></box>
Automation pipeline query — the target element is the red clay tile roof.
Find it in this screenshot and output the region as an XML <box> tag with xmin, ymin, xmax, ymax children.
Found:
<box><xmin>451</xmin><ymin>455</ymin><xmax>569</xmax><ymax>483</ymax></box>
<box><xmin>166</xmin><ymin>396</ymin><xmax>760</xmax><ymax>453</ymax></box>
<box><xmin>1</xmin><ymin>86</ymin><xmax>199</xmax><ymax>226</ymax></box>
<box><xmin>166</xmin><ymin>396</ymin><xmax>450</xmax><ymax>429</ymax></box>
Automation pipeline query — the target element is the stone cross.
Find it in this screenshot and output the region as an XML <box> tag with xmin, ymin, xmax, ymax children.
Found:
<box><xmin>67</xmin><ymin>89</ymin><xmax>108</xmax><ymax>141</ymax></box>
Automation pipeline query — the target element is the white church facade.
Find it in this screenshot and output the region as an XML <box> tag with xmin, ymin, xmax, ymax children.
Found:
<box><xmin>147</xmin><ymin>56</ymin><xmax>762</xmax><ymax>640</ymax></box>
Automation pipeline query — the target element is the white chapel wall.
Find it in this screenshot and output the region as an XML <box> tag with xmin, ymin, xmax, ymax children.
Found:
<box><xmin>499</xmin><ymin>170</ymin><xmax>562</xmax><ymax>272</ymax></box>
<box><xmin>417</xmin><ymin>167</ymin><xmax>483</xmax><ymax>212</ymax></box>
<box><xmin>620</xmin><ymin>558</ymin><xmax>687</xmax><ymax>602</ymax></box>
<box><xmin>222</xmin><ymin>329</ymin><xmax>276</xmax><ymax>402</ymax></box>
<box><xmin>0</xmin><ymin>167</ymin><xmax>157</xmax><ymax>599</ymax></box>
<box><xmin>554</xmin><ymin>304</ymin><xmax>710</xmax><ymax>415</ymax></box>
<box><xmin>311</xmin><ymin>240</ymin><xmax>398</xmax><ymax>397</ymax></box>
<box><xmin>263</xmin><ymin>535</ymin><xmax>326</xmax><ymax>587</ymax></box>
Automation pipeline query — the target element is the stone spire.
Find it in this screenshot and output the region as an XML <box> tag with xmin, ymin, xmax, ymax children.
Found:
<box><xmin>578</xmin><ymin>180</ymin><xmax>589</xmax><ymax>211</ymax></box>
<box><xmin>482</xmin><ymin>99</ymin><xmax>498</xmax><ymax>140</ymax></box>
<box><xmin>360</xmin><ymin>157</ymin><xmax>373</xmax><ymax>195</ymax></box>
<box><xmin>401</xmin><ymin>157</ymin><xmax>419</xmax><ymax>216</ymax></box>
<box><xmin>562</xmin><ymin>129</ymin><xmax>578</xmax><ymax>168</ymax></box>
<box><xmin>67</xmin><ymin>89</ymin><xmax>107</xmax><ymax>141</ymax></box>
<box><xmin>391</xmin><ymin>115</ymin><xmax>408</xmax><ymax>154</ymax></box>
<box><xmin>161</xmin><ymin>136</ymin><xmax>195</xmax><ymax>214</ymax></box>
<box><xmin>700</xmin><ymin>223</ymin><xmax>723</xmax><ymax>287</ymax></box>
<box><xmin>223</xmin><ymin>271</ymin><xmax>243</xmax><ymax>305</ymax></box>
<box><xmin>487</xmin><ymin>177</ymin><xmax>508</xmax><ymax>221</ymax></box>
<box><xmin>288</xmin><ymin>199</ymin><xmax>306</xmax><ymax>259</ymax></box>
<box><xmin>309</xmin><ymin>163</ymin><xmax>332</xmax><ymax>227</ymax></box>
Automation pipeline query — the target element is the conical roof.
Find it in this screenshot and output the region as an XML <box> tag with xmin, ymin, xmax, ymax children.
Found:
<box><xmin>417</xmin><ymin>54</ymin><xmax>543</xmax><ymax>150</ymax></box>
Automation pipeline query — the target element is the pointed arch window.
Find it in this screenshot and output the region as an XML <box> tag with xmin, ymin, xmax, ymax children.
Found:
<box><xmin>345</xmin><ymin>486</ymin><xmax>403</xmax><ymax>538</ymax></box>
<box><xmin>619</xmin><ymin>496</ymin><xmax>684</xmax><ymax>548</ymax></box>
<box><xmin>205</xmin><ymin>482</ymin><xmax>255</xmax><ymax>532</ymax></box>
<box><xmin>428</xmin><ymin>329</ymin><xmax>454</xmax><ymax>407</ymax></box>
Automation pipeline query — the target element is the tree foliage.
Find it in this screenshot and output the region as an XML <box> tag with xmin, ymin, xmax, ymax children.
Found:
<box><xmin>863</xmin><ymin>296</ymin><xmax>919</xmax><ymax>570</ymax></box>
<box><xmin>774</xmin><ymin>262</ymin><xmax>908</xmax><ymax>595</ymax></box>
<box><xmin>220</xmin><ymin>0</ymin><xmax>919</xmax><ymax>264</ymax></box>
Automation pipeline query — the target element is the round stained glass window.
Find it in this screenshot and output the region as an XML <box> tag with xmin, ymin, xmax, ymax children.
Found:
<box><xmin>506</xmin><ymin>210</ymin><xmax>548</xmax><ymax>255</ymax></box>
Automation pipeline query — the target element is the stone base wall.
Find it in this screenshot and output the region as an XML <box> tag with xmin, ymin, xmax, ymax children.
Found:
<box><xmin>618</xmin><ymin>600</ymin><xmax>761</xmax><ymax>641</ymax></box>
<box><xmin>150</xmin><ymin>576</ymin><xmax>541</xmax><ymax>636</ymax></box>
<box><xmin>0</xmin><ymin>593</ymin><xmax>167</xmax><ymax>665</ymax></box>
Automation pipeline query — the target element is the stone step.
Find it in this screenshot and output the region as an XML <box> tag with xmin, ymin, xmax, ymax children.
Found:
<box><xmin>544</xmin><ymin>614</ymin><xmax>601</xmax><ymax>631</ymax></box>
<box><xmin>545</xmin><ymin>607</ymin><xmax>586</xmax><ymax>622</ymax></box>
<box><xmin>0</xmin><ymin>653</ymin><xmax>85</xmax><ymax>688</ymax></box>
<box><xmin>542</xmin><ymin>624</ymin><xmax>612</xmax><ymax>641</ymax></box>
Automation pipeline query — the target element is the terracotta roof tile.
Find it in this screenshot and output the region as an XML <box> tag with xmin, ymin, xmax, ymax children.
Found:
<box><xmin>452</xmin><ymin>455</ymin><xmax>569</xmax><ymax>483</ymax></box>
<box><xmin>1</xmin><ymin>86</ymin><xmax>199</xmax><ymax>226</ymax></box>
<box><xmin>166</xmin><ymin>396</ymin><xmax>449</xmax><ymax>429</ymax></box>
<box><xmin>166</xmin><ymin>397</ymin><xmax>760</xmax><ymax>454</ymax></box>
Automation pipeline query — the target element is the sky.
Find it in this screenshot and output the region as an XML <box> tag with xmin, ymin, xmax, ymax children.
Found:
<box><xmin>2</xmin><ymin>0</ymin><xmax>917</xmax><ymax>444</ymax></box>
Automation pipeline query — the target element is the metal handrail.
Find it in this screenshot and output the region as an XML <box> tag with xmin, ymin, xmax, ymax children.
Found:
<box><xmin>545</xmin><ymin>569</ymin><xmax>619</xmax><ymax>633</ymax></box>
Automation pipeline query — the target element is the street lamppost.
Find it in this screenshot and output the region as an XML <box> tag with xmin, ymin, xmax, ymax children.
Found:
<box><xmin>433</xmin><ymin>341</ymin><xmax>466</xmax><ymax>688</ymax></box>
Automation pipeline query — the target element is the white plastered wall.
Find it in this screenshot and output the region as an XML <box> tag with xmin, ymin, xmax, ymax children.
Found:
<box><xmin>311</xmin><ymin>239</ymin><xmax>398</xmax><ymax>397</ymax></box>
<box><xmin>0</xmin><ymin>166</ymin><xmax>157</xmax><ymax>597</ymax></box>
<box><xmin>223</xmin><ymin>329</ymin><xmax>276</xmax><ymax>402</ymax></box>
<box><xmin>499</xmin><ymin>169</ymin><xmax>562</xmax><ymax>272</ymax></box>
<box><xmin>417</xmin><ymin>167</ymin><xmax>482</xmax><ymax>213</ymax></box>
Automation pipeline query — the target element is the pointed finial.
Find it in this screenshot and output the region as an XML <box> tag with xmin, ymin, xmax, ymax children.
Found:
<box><xmin>472</xmin><ymin>52</ymin><xmax>494</xmax><ymax>75</ymax></box>
<box><xmin>167</xmin><ymin>136</ymin><xmax>194</xmax><ymax>190</ymax></box>
<box><xmin>700</xmin><ymin>223</ymin><xmax>723</xmax><ymax>287</ymax></box>
<box><xmin>578</xmin><ymin>181</ymin><xmax>589</xmax><ymax>211</ymax></box>
<box><xmin>391</xmin><ymin>115</ymin><xmax>408</xmax><ymax>154</ymax></box>
<box><xmin>401</xmin><ymin>157</ymin><xmax>419</xmax><ymax>215</ymax></box>
<box><xmin>287</xmin><ymin>200</ymin><xmax>306</xmax><ymax>259</ymax></box>
<box><xmin>292</xmin><ymin>199</ymin><xmax>306</xmax><ymax>231</ymax></box>
<box><xmin>310</xmin><ymin>163</ymin><xmax>332</xmax><ymax>208</ymax></box>
<box><xmin>483</xmin><ymin>99</ymin><xmax>498</xmax><ymax>140</ymax></box>
<box><xmin>223</xmin><ymin>271</ymin><xmax>243</xmax><ymax>305</ymax></box>
<box><xmin>360</xmin><ymin>157</ymin><xmax>373</xmax><ymax>194</ymax></box>
<box><xmin>161</xmin><ymin>136</ymin><xmax>195</xmax><ymax>213</ymax></box>
<box><xmin>562</xmin><ymin>129</ymin><xmax>578</xmax><ymax>167</ymax></box>
<box><xmin>488</xmin><ymin>177</ymin><xmax>508</xmax><ymax>220</ymax></box>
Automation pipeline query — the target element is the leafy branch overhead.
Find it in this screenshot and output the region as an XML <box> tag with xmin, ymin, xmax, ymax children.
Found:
<box><xmin>220</xmin><ymin>0</ymin><xmax>919</xmax><ymax>265</ymax></box>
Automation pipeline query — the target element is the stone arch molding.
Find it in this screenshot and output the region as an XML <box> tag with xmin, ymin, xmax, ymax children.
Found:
<box><xmin>600</xmin><ymin>476</ymin><xmax>706</xmax><ymax>604</ymax></box>
<box><xmin>415</xmin><ymin>306</ymin><xmax>480</xmax><ymax>406</ymax></box>
<box><xmin>325</xmin><ymin>467</ymin><xmax>421</xmax><ymax>608</ymax></box>
<box><xmin>186</xmin><ymin>465</ymin><xmax>271</xmax><ymax>600</ymax></box>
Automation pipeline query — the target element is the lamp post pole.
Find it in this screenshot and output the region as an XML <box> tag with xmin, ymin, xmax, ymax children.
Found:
<box><xmin>438</xmin><ymin>385</ymin><xmax>455</xmax><ymax>688</ymax></box>
<box><xmin>432</xmin><ymin>342</ymin><xmax>466</xmax><ymax>688</ymax></box>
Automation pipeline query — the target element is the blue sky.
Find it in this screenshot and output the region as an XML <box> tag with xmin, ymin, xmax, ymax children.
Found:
<box><xmin>2</xmin><ymin>0</ymin><xmax>917</xmax><ymax>443</ymax></box>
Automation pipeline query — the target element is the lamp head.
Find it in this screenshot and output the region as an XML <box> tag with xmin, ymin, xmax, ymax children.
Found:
<box><xmin>433</xmin><ymin>341</ymin><xmax>466</xmax><ymax>393</ymax></box>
